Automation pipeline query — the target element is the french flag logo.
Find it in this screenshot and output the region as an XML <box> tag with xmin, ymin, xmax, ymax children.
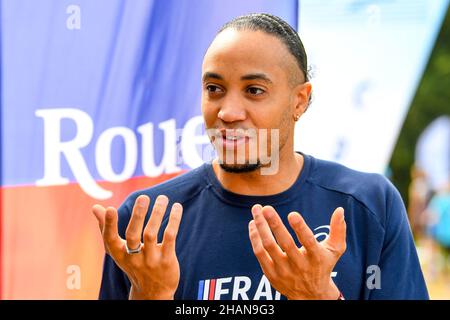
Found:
<box><xmin>197</xmin><ymin>279</ymin><xmax>217</xmax><ymax>300</ymax></box>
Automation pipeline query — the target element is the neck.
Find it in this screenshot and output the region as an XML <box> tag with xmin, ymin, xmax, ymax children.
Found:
<box><xmin>212</xmin><ymin>150</ymin><xmax>304</xmax><ymax>196</ymax></box>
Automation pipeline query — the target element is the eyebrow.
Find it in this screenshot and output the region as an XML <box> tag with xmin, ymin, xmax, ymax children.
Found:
<box><xmin>202</xmin><ymin>72</ymin><xmax>223</xmax><ymax>82</ymax></box>
<box><xmin>240</xmin><ymin>73</ymin><xmax>273</xmax><ymax>84</ymax></box>
<box><xmin>202</xmin><ymin>72</ymin><xmax>273</xmax><ymax>84</ymax></box>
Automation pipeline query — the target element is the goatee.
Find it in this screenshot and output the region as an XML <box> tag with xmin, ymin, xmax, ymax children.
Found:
<box><xmin>219</xmin><ymin>161</ymin><xmax>261</xmax><ymax>173</ymax></box>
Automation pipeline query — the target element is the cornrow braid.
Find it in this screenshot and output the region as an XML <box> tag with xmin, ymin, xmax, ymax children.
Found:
<box><xmin>219</xmin><ymin>13</ymin><xmax>309</xmax><ymax>82</ymax></box>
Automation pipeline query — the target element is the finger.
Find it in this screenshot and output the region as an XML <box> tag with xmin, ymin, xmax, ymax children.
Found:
<box><xmin>104</xmin><ymin>206</ymin><xmax>125</xmax><ymax>257</ymax></box>
<box><xmin>161</xmin><ymin>203</ymin><xmax>183</xmax><ymax>259</ymax></box>
<box><xmin>143</xmin><ymin>195</ymin><xmax>169</xmax><ymax>253</ymax></box>
<box><xmin>92</xmin><ymin>204</ymin><xmax>106</xmax><ymax>232</ymax></box>
<box><xmin>248</xmin><ymin>219</ymin><xmax>275</xmax><ymax>278</ymax></box>
<box><xmin>287</xmin><ymin>212</ymin><xmax>319</xmax><ymax>252</ymax></box>
<box><xmin>326</xmin><ymin>207</ymin><xmax>347</xmax><ymax>255</ymax></box>
<box><xmin>251</xmin><ymin>204</ymin><xmax>285</xmax><ymax>261</ymax></box>
<box><xmin>125</xmin><ymin>195</ymin><xmax>150</xmax><ymax>251</ymax></box>
<box><xmin>261</xmin><ymin>206</ymin><xmax>300</xmax><ymax>260</ymax></box>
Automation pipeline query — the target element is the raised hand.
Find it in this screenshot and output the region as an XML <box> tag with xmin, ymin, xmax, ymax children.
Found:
<box><xmin>248</xmin><ymin>205</ymin><xmax>346</xmax><ymax>300</ymax></box>
<box><xmin>92</xmin><ymin>195</ymin><xmax>183</xmax><ymax>300</ymax></box>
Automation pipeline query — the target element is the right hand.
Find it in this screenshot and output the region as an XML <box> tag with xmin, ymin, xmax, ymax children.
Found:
<box><xmin>92</xmin><ymin>194</ymin><xmax>183</xmax><ymax>300</ymax></box>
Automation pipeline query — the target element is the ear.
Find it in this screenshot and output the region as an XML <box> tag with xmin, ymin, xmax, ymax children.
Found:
<box><xmin>292</xmin><ymin>82</ymin><xmax>312</xmax><ymax>118</ymax></box>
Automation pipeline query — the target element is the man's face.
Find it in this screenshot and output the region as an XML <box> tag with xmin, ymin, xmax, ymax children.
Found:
<box><xmin>201</xmin><ymin>29</ymin><xmax>306</xmax><ymax>173</ymax></box>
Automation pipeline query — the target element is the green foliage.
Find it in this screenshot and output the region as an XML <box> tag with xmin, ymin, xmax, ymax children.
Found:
<box><xmin>389</xmin><ymin>7</ymin><xmax>450</xmax><ymax>206</ymax></box>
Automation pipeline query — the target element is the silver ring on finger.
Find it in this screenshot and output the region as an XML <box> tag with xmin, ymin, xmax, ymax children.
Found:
<box><xmin>125</xmin><ymin>242</ymin><xmax>143</xmax><ymax>254</ymax></box>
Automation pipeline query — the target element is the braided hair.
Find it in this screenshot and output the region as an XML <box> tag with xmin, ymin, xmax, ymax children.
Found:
<box><xmin>219</xmin><ymin>13</ymin><xmax>310</xmax><ymax>83</ymax></box>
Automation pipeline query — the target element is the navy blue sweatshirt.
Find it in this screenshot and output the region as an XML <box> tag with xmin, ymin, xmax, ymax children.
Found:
<box><xmin>99</xmin><ymin>153</ymin><xmax>429</xmax><ymax>300</ymax></box>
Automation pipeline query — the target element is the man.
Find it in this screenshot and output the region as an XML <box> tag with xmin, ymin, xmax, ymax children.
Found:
<box><xmin>93</xmin><ymin>13</ymin><xmax>429</xmax><ymax>300</ymax></box>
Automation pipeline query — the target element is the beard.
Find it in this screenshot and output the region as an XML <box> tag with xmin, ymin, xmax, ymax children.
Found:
<box><xmin>207</xmin><ymin>116</ymin><xmax>291</xmax><ymax>174</ymax></box>
<box><xmin>219</xmin><ymin>160</ymin><xmax>262</xmax><ymax>173</ymax></box>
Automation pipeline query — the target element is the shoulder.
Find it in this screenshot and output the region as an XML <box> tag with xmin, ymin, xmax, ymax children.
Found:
<box><xmin>306</xmin><ymin>155</ymin><xmax>401</xmax><ymax>226</ymax></box>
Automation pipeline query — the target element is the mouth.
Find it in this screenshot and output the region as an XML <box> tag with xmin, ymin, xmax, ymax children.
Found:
<box><xmin>214</xmin><ymin>129</ymin><xmax>250</xmax><ymax>150</ymax></box>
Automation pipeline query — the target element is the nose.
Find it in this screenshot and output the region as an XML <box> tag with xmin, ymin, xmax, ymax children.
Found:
<box><xmin>217</xmin><ymin>94</ymin><xmax>246</xmax><ymax>123</ymax></box>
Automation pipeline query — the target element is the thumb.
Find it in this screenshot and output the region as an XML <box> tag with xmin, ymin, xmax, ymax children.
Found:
<box><xmin>326</xmin><ymin>207</ymin><xmax>347</xmax><ymax>256</ymax></box>
<box><xmin>92</xmin><ymin>204</ymin><xmax>106</xmax><ymax>232</ymax></box>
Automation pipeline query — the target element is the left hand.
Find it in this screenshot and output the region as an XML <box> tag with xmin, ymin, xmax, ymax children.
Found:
<box><xmin>248</xmin><ymin>205</ymin><xmax>347</xmax><ymax>300</ymax></box>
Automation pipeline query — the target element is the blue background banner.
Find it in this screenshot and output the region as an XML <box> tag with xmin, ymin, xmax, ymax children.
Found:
<box><xmin>1</xmin><ymin>0</ymin><xmax>297</xmax><ymax>299</ymax></box>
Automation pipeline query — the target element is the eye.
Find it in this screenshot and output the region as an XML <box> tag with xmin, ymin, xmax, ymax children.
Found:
<box><xmin>247</xmin><ymin>87</ymin><xmax>265</xmax><ymax>95</ymax></box>
<box><xmin>206</xmin><ymin>85</ymin><xmax>224</xmax><ymax>94</ymax></box>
